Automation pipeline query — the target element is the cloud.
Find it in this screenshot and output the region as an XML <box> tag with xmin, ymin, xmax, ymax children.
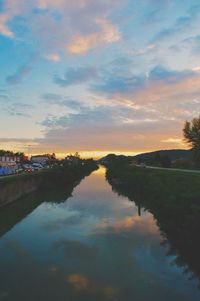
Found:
<box><xmin>96</xmin><ymin>213</ymin><xmax>159</xmax><ymax>235</ymax></box>
<box><xmin>37</xmin><ymin>98</ymin><xmax>181</xmax><ymax>153</ymax></box>
<box><xmin>0</xmin><ymin>0</ymin><xmax>27</xmax><ymax>37</ymax></box>
<box><xmin>66</xmin><ymin>18</ymin><xmax>121</xmax><ymax>54</ymax></box>
<box><xmin>66</xmin><ymin>273</ymin><xmax>118</xmax><ymax>298</ymax></box>
<box><xmin>3</xmin><ymin>102</ymin><xmax>33</xmax><ymax>117</ymax></box>
<box><xmin>0</xmin><ymin>94</ymin><xmax>9</xmax><ymax>102</ymax></box>
<box><xmin>42</xmin><ymin>211</ymin><xmax>83</xmax><ymax>232</ymax></box>
<box><xmin>6</xmin><ymin>53</ymin><xmax>38</xmax><ymax>85</ymax></box>
<box><xmin>161</xmin><ymin>137</ymin><xmax>184</xmax><ymax>146</ymax></box>
<box><xmin>0</xmin><ymin>138</ymin><xmax>39</xmax><ymax>154</ymax></box>
<box><xmin>151</xmin><ymin>4</ymin><xmax>200</xmax><ymax>44</ymax></box>
<box><xmin>92</xmin><ymin>74</ymin><xmax>145</xmax><ymax>94</ymax></box>
<box><xmin>93</xmin><ymin>65</ymin><xmax>195</xmax><ymax>95</ymax></box>
<box><xmin>42</xmin><ymin>93</ymin><xmax>63</xmax><ymax>102</ymax></box>
<box><xmin>54</xmin><ymin>239</ymin><xmax>98</xmax><ymax>260</ymax></box>
<box><xmin>36</xmin><ymin>123</ymin><xmax>183</xmax><ymax>154</ymax></box>
<box><xmin>41</xmin><ymin>101</ymin><xmax>155</xmax><ymax>130</ymax></box>
<box><xmin>42</xmin><ymin>93</ymin><xmax>85</xmax><ymax>111</ymax></box>
<box><xmin>2</xmin><ymin>1</ymin><xmax>200</xmax><ymax>156</ymax></box>
<box><xmin>54</xmin><ymin>66</ymin><xmax>97</xmax><ymax>86</ymax></box>
<box><xmin>41</xmin><ymin>106</ymin><xmax>116</xmax><ymax>128</ymax></box>
<box><xmin>0</xmin><ymin>13</ymin><xmax>13</xmax><ymax>37</ymax></box>
<box><xmin>34</xmin><ymin>64</ymin><xmax>200</xmax><ymax>153</ymax></box>
<box><xmin>45</xmin><ymin>53</ymin><xmax>60</xmax><ymax>62</ymax></box>
<box><xmin>182</xmin><ymin>35</ymin><xmax>200</xmax><ymax>55</ymax></box>
<box><xmin>6</xmin><ymin>64</ymin><xmax>32</xmax><ymax>85</ymax></box>
<box><xmin>142</xmin><ymin>0</ymin><xmax>171</xmax><ymax>24</ymax></box>
<box><xmin>0</xmin><ymin>0</ymin><xmax>122</xmax><ymax>55</ymax></box>
<box><xmin>148</xmin><ymin>66</ymin><xmax>194</xmax><ymax>83</ymax></box>
<box><xmin>152</xmin><ymin>16</ymin><xmax>192</xmax><ymax>43</ymax></box>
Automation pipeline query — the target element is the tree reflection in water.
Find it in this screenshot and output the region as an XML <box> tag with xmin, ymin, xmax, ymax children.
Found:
<box><xmin>0</xmin><ymin>164</ymin><xmax>97</xmax><ymax>238</ymax></box>
<box><xmin>106</xmin><ymin>166</ymin><xmax>200</xmax><ymax>287</ymax></box>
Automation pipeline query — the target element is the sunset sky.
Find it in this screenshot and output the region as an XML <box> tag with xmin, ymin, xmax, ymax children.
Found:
<box><xmin>1</xmin><ymin>0</ymin><xmax>200</xmax><ymax>158</ymax></box>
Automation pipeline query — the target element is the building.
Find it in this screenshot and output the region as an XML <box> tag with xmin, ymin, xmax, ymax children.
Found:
<box><xmin>31</xmin><ymin>155</ymin><xmax>50</xmax><ymax>164</ymax></box>
<box><xmin>0</xmin><ymin>156</ymin><xmax>17</xmax><ymax>176</ymax></box>
<box><xmin>65</xmin><ymin>155</ymin><xmax>80</xmax><ymax>166</ymax></box>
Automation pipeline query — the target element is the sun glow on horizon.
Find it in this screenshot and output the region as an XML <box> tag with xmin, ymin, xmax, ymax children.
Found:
<box><xmin>30</xmin><ymin>150</ymin><xmax>141</xmax><ymax>160</ymax></box>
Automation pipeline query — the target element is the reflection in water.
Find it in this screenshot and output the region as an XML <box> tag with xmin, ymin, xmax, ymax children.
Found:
<box><xmin>106</xmin><ymin>166</ymin><xmax>200</xmax><ymax>288</ymax></box>
<box><xmin>0</xmin><ymin>166</ymin><xmax>200</xmax><ymax>300</ymax></box>
<box><xmin>66</xmin><ymin>273</ymin><xmax>119</xmax><ymax>299</ymax></box>
<box><xmin>0</xmin><ymin>174</ymin><xmax>80</xmax><ymax>238</ymax></box>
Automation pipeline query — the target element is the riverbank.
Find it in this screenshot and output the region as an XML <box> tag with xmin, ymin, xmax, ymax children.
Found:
<box><xmin>106</xmin><ymin>162</ymin><xmax>200</xmax><ymax>283</ymax></box>
<box><xmin>106</xmin><ymin>162</ymin><xmax>200</xmax><ymax>199</ymax></box>
<box><xmin>0</xmin><ymin>160</ymin><xmax>98</xmax><ymax>208</ymax></box>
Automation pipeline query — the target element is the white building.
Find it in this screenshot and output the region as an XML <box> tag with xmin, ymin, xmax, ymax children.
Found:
<box><xmin>31</xmin><ymin>155</ymin><xmax>50</xmax><ymax>164</ymax></box>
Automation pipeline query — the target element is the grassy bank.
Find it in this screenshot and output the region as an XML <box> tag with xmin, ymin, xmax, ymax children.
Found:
<box><xmin>106</xmin><ymin>162</ymin><xmax>200</xmax><ymax>284</ymax></box>
<box><xmin>107</xmin><ymin>163</ymin><xmax>200</xmax><ymax>202</ymax></box>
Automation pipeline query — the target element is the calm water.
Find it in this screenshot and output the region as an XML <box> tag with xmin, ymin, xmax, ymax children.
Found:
<box><xmin>0</xmin><ymin>166</ymin><xmax>199</xmax><ymax>301</ymax></box>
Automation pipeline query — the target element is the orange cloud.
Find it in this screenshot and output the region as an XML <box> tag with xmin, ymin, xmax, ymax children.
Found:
<box><xmin>66</xmin><ymin>273</ymin><xmax>119</xmax><ymax>298</ymax></box>
<box><xmin>0</xmin><ymin>0</ymin><xmax>22</xmax><ymax>37</ymax></box>
<box><xmin>0</xmin><ymin>14</ymin><xmax>13</xmax><ymax>37</ymax></box>
<box><xmin>0</xmin><ymin>0</ymin><xmax>121</xmax><ymax>56</ymax></box>
<box><xmin>161</xmin><ymin>137</ymin><xmax>184</xmax><ymax>145</ymax></box>
<box><xmin>67</xmin><ymin>18</ymin><xmax>121</xmax><ymax>55</ymax></box>
<box><xmin>45</xmin><ymin>53</ymin><xmax>61</xmax><ymax>62</ymax></box>
<box><xmin>66</xmin><ymin>274</ymin><xmax>90</xmax><ymax>291</ymax></box>
<box><xmin>96</xmin><ymin>214</ymin><xmax>160</xmax><ymax>237</ymax></box>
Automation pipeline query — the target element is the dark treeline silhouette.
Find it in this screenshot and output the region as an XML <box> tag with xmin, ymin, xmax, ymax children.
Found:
<box><xmin>183</xmin><ymin>115</ymin><xmax>200</xmax><ymax>168</ymax></box>
<box><xmin>134</xmin><ymin>149</ymin><xmax>191</xmax><ymax>168</ymax></box>
<box><xmin>99</xmin><ymin>150</ymin><xmax>193</xmax><ymax>169</ymax></box>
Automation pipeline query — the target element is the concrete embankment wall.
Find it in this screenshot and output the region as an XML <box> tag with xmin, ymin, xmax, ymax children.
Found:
<box><xmin>0</xmin><ymin>164</ymin><xmax>98</xmax><ymax>208</ymax></box>
<box><xmin>0</xmin><ymin>175</ymin><xmax>41</xmax><ymax>208</ymax></box>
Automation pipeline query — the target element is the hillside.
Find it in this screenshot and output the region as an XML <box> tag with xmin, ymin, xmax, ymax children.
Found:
<box><xmin>133</xmin><ymin>149</ymin><xmax>192</xmax><ymax>162</ymax></box>
<box><xmin>99</xmin><ymin>149</ymin><xmax>192</xmax><ymax>164</ymax></box>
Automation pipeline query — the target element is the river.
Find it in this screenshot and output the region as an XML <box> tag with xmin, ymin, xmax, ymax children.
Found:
<box><xmin>0</xmin><ymin>166</ymin><xmax>199</xmax><ymax>301</ymax></box>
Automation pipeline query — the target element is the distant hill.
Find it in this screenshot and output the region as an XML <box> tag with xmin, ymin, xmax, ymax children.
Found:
<box><xmin>99</xmin><ymin>149</ymin><xmax>192</xmax><ymax>163</ymax></box>
<box><xmin>133</xmin><ymin>149</ymin><xmax>192</xmax><ymax>162</ymax></box>
<box><xmin>98</xmin><ymin>154</ymin><xmax>129</xmax><ymax>163</ymax></box>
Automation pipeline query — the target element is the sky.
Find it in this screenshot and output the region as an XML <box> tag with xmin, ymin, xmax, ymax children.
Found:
<box><xmin>0</xmin><ymin>0</ymin><xmax>200</xmax><ymax>158</ymax></box>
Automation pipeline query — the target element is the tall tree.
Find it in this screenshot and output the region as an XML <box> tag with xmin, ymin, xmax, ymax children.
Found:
<box><xmin>183</xmin><ymin>116</ymin><xmax>200</xmax><ymax>167</ymax></box>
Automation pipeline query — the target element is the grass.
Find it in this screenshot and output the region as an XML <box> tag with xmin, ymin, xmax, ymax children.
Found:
<box><xmin>107</xmin><ymin>164</ymin><xmax>200</xmax><ymax>200</ymax></box>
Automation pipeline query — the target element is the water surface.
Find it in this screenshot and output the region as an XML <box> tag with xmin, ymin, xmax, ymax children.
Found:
<box><xmin>0</xmin><ymin>166</ymin><xmax>199</xmax><ymax>300</ymax></box>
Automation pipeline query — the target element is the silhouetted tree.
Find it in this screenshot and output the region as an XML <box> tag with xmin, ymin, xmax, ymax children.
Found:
<box><xmin>183</xmin><ymin>116</ymin><xmax>200</xmax><ymax>167</ymax></box>
<box><xmin>74</xmin><ymin>152</ymin><xmax>80</xmax><ymax>159</ymax></box>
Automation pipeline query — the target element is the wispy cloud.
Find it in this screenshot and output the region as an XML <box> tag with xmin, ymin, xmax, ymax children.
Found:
<box><xmin>6</xmin><ymin>64</ymin><xmax>32</xmax><ymax>85</ymax></box>
<box><xmin>4</xmin><ymin>102</ymin><xmax>34</xmax><ymax>117</ymax></box>
<box><xmin>45</xmin><ymin>53</ymin><xmax>60</xmax><ymax>62</ymax></box>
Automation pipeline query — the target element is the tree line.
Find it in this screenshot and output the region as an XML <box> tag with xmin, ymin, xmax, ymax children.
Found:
<box><xmin>183</xmin><ymin>116</ymin><xmax>200</xmax><ymax>168</ymax></box>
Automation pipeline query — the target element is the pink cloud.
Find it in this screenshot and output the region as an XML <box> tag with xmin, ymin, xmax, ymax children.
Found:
<box><xmin>0</xmin><ymin>0</ymin><xmax>121</xmax><ymax>55</ymax></box>
<box><xmin>67</xmin><ymin>18</ymin><xmax>121</xmax><ymax>54</ymax></box>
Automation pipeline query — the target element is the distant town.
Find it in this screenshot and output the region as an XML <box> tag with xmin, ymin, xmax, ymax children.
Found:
<box><xmin>0</xmin><ymin>151</ymin><xmax>83</xmax><ymax>176</ymax></box>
